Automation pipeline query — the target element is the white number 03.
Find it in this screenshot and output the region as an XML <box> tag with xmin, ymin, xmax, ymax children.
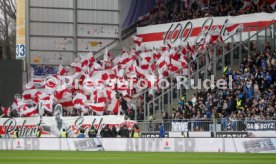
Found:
<box><xmin>16</xmin><ymin>44</ymin><xmax>26</xmax><ymax>57</ymax></box>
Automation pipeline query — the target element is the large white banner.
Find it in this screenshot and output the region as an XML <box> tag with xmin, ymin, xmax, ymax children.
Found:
<box><xmin>0</xmin><ymin>116</ymin><xmax>135</xmax><ymax>138</ymax></box>
<box><xmin>137</xmin><ymin>12</ymin><xmax>276</xmax><ymax>49</ymax></box>
<box><xmin>1</xmin><ymin>138</ymin><xmax>276</xmax><ymax>153</ymax></box>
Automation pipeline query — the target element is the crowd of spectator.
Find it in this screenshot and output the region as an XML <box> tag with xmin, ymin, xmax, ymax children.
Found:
<box><xmin>138</xmin><ymin>0</ymin><xmax>276</xmax><ymax>26</ymax></box>
<box><xmin>169</xmin><ymin>45</ymin><xmax>276</xmax><ymax>130</ymax></box>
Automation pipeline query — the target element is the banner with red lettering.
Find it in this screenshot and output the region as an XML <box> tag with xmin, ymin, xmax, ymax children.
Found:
<box><xmin>0</xmin><ymin>116</ymin><xmax>136</xmax><ymax>138</ymax></box>
<box><xmin>137</xmin><ymin>12</ymin><xmax>276</xmax><ymax>49</ymax></box>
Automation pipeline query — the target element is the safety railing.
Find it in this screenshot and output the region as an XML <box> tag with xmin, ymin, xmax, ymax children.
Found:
<box><xmin>141</xmin><ymin>22</ymin><xmax>276</xmax><ymax>121</ymax></box>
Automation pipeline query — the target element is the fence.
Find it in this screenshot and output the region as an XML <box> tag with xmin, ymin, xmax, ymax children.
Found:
<box><xmin>137</xmin><ymin>119</ymin><xmax>276</xmax><ymax>133</ymax></box>
<box><xmin>133</xmin><ymin>22</ymin><xmax>276</xmax><ymax>121</ymax></box>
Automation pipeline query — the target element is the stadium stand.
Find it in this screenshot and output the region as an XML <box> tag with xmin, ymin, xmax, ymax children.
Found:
<box><xmin>171</xmin><ymin>48</ymin><xmax>276</xmax><ymax>123</ymax></box>
<box><xmin>0</xmin><ymin>0</ymin><xmax>275</xmax><ymax>122</ymax></box>
<box><xmin>138</xmin><ymin>0</ymin><xmax>276</xmax><ymax>27</ymax></box>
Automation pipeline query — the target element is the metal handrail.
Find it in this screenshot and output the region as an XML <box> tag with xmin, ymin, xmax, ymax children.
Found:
<box><xmin>140</xmin><ymin>118</ymin><xmax>276</xmax><ymax>122</ymax></box>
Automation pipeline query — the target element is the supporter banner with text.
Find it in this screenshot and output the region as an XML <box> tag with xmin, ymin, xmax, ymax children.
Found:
<box><xmin>137</xmin><ymin>12</ymin><xmax>276</xmax><ymax>49</ymax></box>
<box><xmin>0</xmin><ymin>116</ymin><xmax>135</xmax><ymax>138</ymax></box>
<box><xmin>247</xmin><ymin>121</ymin><xmax>275</xmax><ymax>131</ymax></box>
<box><xmin>171</xmin><ymin>122</ymin><xmax>188</xmax><ymax>132</ymax></box>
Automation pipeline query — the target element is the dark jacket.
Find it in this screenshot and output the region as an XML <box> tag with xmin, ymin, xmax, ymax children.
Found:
<box><xmin>88</xmin><ymin>127</ymin><xmax>98</xmax><ymax>138</ymax></box>
<box><xmin>119</xmin><ymin>127</ymin><xmax>129</xmax><ymax>138</ymax></box>
<box><xmin>111</xmin><ymin>126</ymin><xmax>117</xmax><ymax>137</ymax></box>
<box><xmin>101</xmin><ymin>127</ymin><xmax>111</xmax><ymax>138</ymax></box>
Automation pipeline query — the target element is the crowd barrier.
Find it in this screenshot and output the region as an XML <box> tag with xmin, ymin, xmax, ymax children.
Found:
<box><xmin>1</xmin><ymin>138</ymin><xmax>276</xmax><ymax>153</ymax></box>
<box><xmin>138</xmin><ymin>119</ymin><xmax>276</xmax><ymax>132</ymax></box>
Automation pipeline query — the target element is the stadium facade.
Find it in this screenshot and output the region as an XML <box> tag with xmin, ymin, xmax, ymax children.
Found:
<box><xmin>16</xmin><ymin>0</ymin><xmax>161</xmax><ymax>81</ymax></box>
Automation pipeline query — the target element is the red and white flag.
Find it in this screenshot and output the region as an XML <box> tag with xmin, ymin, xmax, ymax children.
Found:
<box><xmin>140</xmin><ymin>52</ymin><xmax>152</xmax><ymax>62</ymax></box>
<box><xmin>105</xmin><ymin>89</ymin><xmax>116</xmax><ymax>101</ymax></box>
<box><xmin>10</xmin><ymin>98</ymin><xmax>20</xmax><ymax>110</ymax></box>
<box><xmin>161</xmin><ymin>43</ymin><xmax>172</xmax><ymax>52</ymax></box>
<box><xmin>103</xmin><ymin>47</ymin><xmax>111</xmax><ymax>62</ymax></box>
<box><xmin>169</xmin><ymin>59</ymin><xmax>182</xmax><ymax>72</ymax></box>
<box><xmin>169</xmin><ymin>49</ymin><xmax>179</xmax><ymax>61</ymax></box>
<box><xmin>140</xmin><ymin>59</ymin><xmax>150</xmax><ymax>70</ymax></box>
<box><xmin>81</xmin><ymin>52</ymin><xmax>96</xmax><ymax>64</ymax></box>
<box><xmin>71</xmin><ymin>63</ymin><xmax>82</xmax><ymax>72</ymax></box>
<box><xmin>73</xmin><ymin>93</ymin><xmax>87</xmax><ymax>106</ymax></box>
<box><xmin>25</xmin><ymin>81</ymin><xmax>36</xmax><ymax>90</ymax></box>
<box><xmin>120</xmin><ymin>54</ymin><xmax>133</xmax><ymax>65</ymax></box>
<box><xmin>135</xmin><ymin>65</ymin><xmax>149</xmax><ymax>78</ymax></box>
<box><xmin>57</xmin><ymin>65</ymin><xmax>67</xmax><ymax>76</ymax></box>
<box><xmin>22</xmin><ymin>89</ymin><xmax>40</xmax><ymax>101</ymax></box>
<box><xmin>268</xmin><ymin>0</ymin><xmax>276</xmax><ymax>9</ymax></box>
<box><xmin>95</xmin><ymin>90</ymin><xmax>107</xmax><ymax>103</ymax></box>
<box><xmin>44</xmin><ymin>76</ymin><xmax>58</xmax><ymax>90</ymax></box>
<box><xmin>153</xmin><ymin>51</ymin><xmax>161</xmax><ymax>60</ymax></box>
<box><xmin>186</xmin><ymin>43</ymin><xmax>195</xmax><ymax>55</ymax></box>
<box><xmin>107</xmin><ymin>98</ymin><xmax>121</xmax><ymax>115</ymax></box>
<box><xmin>88</xmin><ymin>102</ymin><xmax>105</xmax><ymax>116</ymax></box>
<box><xmin>198</xmin><ymin>42</ymin><xmax>207</xmax><ymax>54</ymax></box>
<box><xmin>20</xmin><ymin>105</ymin><xmax>38</xmax><ymax>117</ymax></box>
<box><xmin>1</xmin><ymin>107</ymin><xmax>10</xmax><ymax>117</ymax></box>
<box><xmin>39</xmin><ymin>100</ymin><xmax>52</xmax><ymax>113</ymax></box>
<box><xmin>241</xmin><ymin>0</ymin><xmax>252</xmax><ymax>11</ymax></box>
<box><xmin>179</xmin><ymin>55</ymin><xmax>188</xmax><ymax>68</ymax></box>
<box><xmin>55</xmin><ymin>89</ymin><xmax>73</xmax><ymax>109</ymax></box>
<box><xmin>158</xmin><ymin>64</ymin><xmax>169</xmax><ymax>78</ymax></box>
<box><xmin>208</xmin><ymin>30</ymin><xmax>223</xmax><ymax>44</ymax></box>
<box><xmin>133</xmin><ymin>35</ymin><xmax>143</xmax><ymax>50</ymax></box>
<box><xmin>92</xmin><ymin>62</ymin><xmax>103</xmax><ymax>71</ymax></box>
<box><xmin>157</xmin><ymin>53</ymin><xmax>169</xmax><ymax>68</ymax></box>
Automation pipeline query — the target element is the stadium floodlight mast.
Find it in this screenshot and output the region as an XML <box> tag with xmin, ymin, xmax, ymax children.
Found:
<box><xmin>44</xmin><ymin>75</ymin><xmax>233</xmax><ymax>91</ymax></box>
